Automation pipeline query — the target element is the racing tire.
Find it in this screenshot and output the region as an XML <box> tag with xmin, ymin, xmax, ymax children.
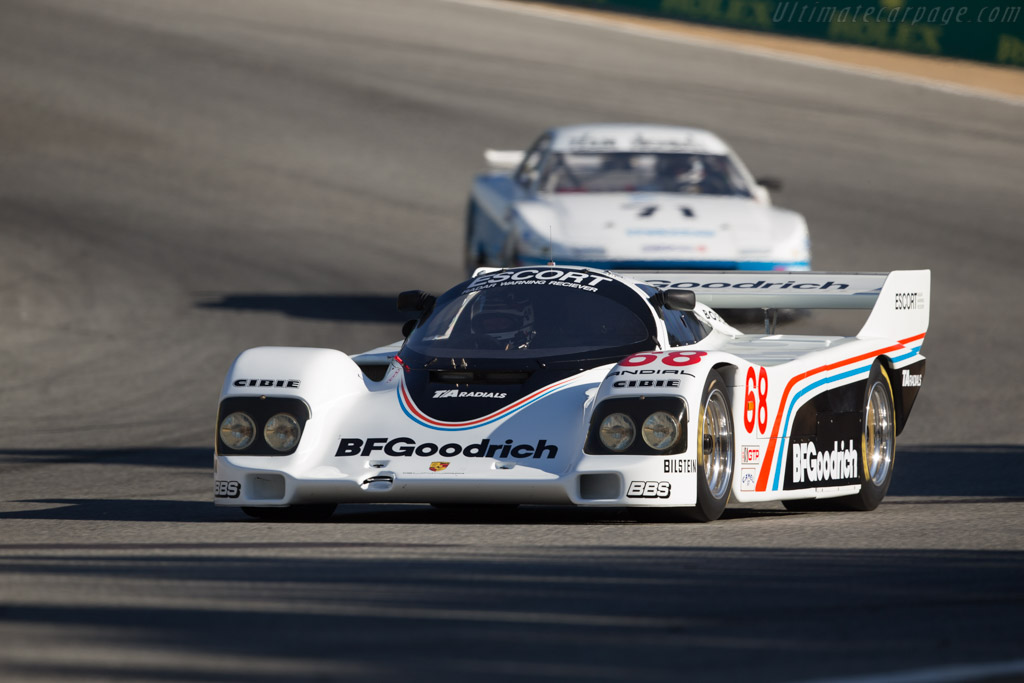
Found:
<box><xmin>783</xmin><ymin>362</ymin><xmax>895</xmax><ymax>513</ymax></box>
<box><xmin>682</xmin><ymin>370</ymin><xmax>734</xmax><ymax>522</ymax></box>
<box><xmin>241</xmin><ymin>504</ymin><xmax>337</xmax><ymax>522</ymax></box>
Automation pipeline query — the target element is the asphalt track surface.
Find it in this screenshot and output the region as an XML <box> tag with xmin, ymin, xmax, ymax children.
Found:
<box><xmin>0</xmin><ymin>0</ymin><xmax>1022</xmax><ymax>681</ymax></box>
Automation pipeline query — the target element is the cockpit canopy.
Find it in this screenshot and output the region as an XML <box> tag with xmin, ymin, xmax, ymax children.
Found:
<box><xmin>401</xmin><ymin>267</ymin><xmax>706</xmax><ymax>368</ymax></box>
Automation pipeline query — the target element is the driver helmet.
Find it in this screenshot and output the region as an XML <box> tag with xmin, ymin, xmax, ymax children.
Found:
<box><xmin>470</xmin><ymin>292</ymin><xmax>536</xmax><ymax>347</ymax></box>
<box><xmin>657</xmin><ymin>154</ymin><xmax>705</xmax><ymax>186</ymax></box>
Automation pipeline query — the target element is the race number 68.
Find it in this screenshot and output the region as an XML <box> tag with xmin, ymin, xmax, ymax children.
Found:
<box><xmin>744</xmin><ymin>366</ymin><xmax>768</xmax><ymax>434</ymax></box>
<box><xmin>620</xmin><ymin>351</ymin><xmax>707</xmax><ymax>367</ymax></box>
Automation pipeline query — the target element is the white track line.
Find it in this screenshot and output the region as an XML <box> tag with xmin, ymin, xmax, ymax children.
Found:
<box><xmin>443</xmin><ymin>0</ymin><xmax>1024</xmax><ymax>108</ymax></box>
<box><xmin>791</xmin><ymin>658</ymin><xmax>1024</xmax><ymax>683</ymax></box>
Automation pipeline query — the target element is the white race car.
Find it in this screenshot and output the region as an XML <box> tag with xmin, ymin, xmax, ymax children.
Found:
<box><xmin>465</xmin><ymin>123</ymin><xmax>811</xmax><ymax>276</ymax></box>
<box><xmin>214</xmin><ymin>265</ymin><xmax>928</xmax><ymax>522</ymax></box>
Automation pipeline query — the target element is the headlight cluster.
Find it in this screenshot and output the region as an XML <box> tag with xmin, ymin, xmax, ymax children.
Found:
<box><xmin>216</xmin><ymin>397</ymin><xmax>310</xmax><ymax>456</ymax></box>
<box><xmin>586</xmin><ymin>397</ymin><xmax>687</xmax><ymax>455</ymax></box>
<box><xmin>599</xmin><ymin>411</ymin><xmax>681</xmax><ymax>452</ymax></box>
<box><xmin>219</xmin><ymin>411</ymin><xmax>302</xmax><ymax>452</ymax></box>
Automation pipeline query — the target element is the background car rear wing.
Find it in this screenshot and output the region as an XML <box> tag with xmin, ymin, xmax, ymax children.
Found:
<box><xmin>623</xmin><ymin>270</ymin><xmax>930</xmax><ymax>341</ymax></box>
<box><xmin>484</xmin><ymin>149</ymin><xmax>525</xmax><ymax>171</ymax></box>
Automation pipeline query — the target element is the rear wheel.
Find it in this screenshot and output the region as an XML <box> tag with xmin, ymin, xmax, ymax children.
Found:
<box><xmin>837</xmin><ymin>362</ymin><xmax>895</xmax><ymax>510</ymax></box>
<box><xmin>783</xmin><ymin>362</ymin><xmax>895</xmax><ymax>512</ymax></box>
<box><xmin>241</xmin><ymin>504</ymin><xmax>337</xmax><ymax>522</ymax></box>
<box><xmin>682</xmin><ymin>370</ymin><xmax>734</xmax><ymax>522</ymax></box>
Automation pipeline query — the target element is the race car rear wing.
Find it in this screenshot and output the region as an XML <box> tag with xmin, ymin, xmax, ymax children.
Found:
<box><xmin>623</xmin><ymin>270</ymin><xmax>930</xmax><ymax>341</ymax></box>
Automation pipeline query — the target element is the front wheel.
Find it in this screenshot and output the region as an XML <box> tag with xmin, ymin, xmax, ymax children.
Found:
<box><xmin>241</xmin><ymin>504</ymin><xmax>337</xmax><ymax>522</ymax></box>
<box><xmin>683</xmin><ymin>370</ymin><xmax>734</xmax><ymax>522</ymax></box>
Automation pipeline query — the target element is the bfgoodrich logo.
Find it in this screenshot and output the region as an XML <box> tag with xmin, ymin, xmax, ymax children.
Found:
<box><xmin>336</xmin><ymin>437</ymin><xmax>557</xmax><ymax>459</ymax></box>
<box><xmin>791</xmin><ymin>439</ymin><xmax>859</xmax><ymax>486</ymax></box>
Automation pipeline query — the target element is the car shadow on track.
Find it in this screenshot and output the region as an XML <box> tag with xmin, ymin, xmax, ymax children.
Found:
<box><xmin>0</xmin><ymin>447</ymin><xmax>210</xmax><ymax>469</ymax></box>
<box><xmin>2</xmin><ymin>445</ymin><xmax>1018</xmax><ymax>524</ymax></box>
<box><xmin>197</xmin><ymin>294</ymin><xmax>407</xmax><ymax>323</ymax></box>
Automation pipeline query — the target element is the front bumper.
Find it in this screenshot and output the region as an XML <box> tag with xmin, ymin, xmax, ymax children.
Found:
<box><xmin>214</xmin><ymin>452</ymin><xmax>699</xmax><ymax>508</ymax></box>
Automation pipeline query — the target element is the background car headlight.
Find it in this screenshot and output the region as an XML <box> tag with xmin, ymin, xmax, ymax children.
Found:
<box><xmin>264</xmin><ymin>413</ymin><xmax>301</xmax><ymax>452</ymax></box>
<box><xmin>642</xmin><ymin>411</ymin><xmax>680</xmax><ymax>451</ymax></box>
<box><xmin>599</xmin><ymin>413</ymin><xmax>635</xmax><ymax>452</ymax></box>
<box><xmin>220</xmin><ymin>412</ymin><xmax>256</xmax><ymax>450</ymax></box>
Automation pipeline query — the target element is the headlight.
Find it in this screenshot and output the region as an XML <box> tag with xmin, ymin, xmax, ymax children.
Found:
<box><xmin>599</xmin><ymin>413</ymin><xmax>635</xmax><ymax>452</ymax></box>
<box><xmin>220</xmin><ymin>412</ymin><xmax>256</xmax><ymax>450</ymax></box>
<box><xmin>642</xmin><ymin>411</ymin><xmax>680</xmax><ymax>451</ymax></box>
<box><xmin>264</xmin><ymin>413</ymin><xmax>301</xmax><ymax>452</ymax></box>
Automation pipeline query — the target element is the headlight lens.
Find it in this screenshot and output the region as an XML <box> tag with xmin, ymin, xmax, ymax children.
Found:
<box><xmin>264</xmin><ymin>413</ymin><xmax>302</xmax><ymax>452</ymax></box>
<box><xmin>599</xmin><ymin>413</ymin><xmax>635</xmax><ymax>452</ymax></box>
<box><xmin>642</xmin><ymin>411</ymin><xmax>680</xmax><ymax>451</ymax></box>
<box><xmin>220</xmin><ymin>412</ymin><xmax>256</xmax><ymax>450</ymax></box>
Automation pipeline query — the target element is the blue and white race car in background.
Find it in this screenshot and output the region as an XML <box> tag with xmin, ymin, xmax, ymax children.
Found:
<box><xmin>465</xmin><ymin>123</ymin><xmax>811</xmax><ymax>275</ymax></box>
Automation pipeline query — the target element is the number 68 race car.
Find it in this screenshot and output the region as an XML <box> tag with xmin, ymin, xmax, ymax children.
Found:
<box><xmin>214</xmin><ymin>265</ymin><xmax>929</xmax><ymax>522</ymax></box>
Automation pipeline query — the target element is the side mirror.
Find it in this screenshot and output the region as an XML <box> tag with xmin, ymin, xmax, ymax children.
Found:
<box><xmin>755</xmin><ymin>177</ymin><xmax>783</xmax><ymax>191</ymax></box>
<box><xmin>663</xmin><ymin>289</ymin><xmax>696</xmax><ymax>311</ymax></box>
<box><xmin>397</xmin><ymin>290</ymin><xmax>435</xmax><ymax>314</ymax></box>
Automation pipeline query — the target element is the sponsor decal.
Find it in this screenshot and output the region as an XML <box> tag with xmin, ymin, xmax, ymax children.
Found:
<box><xmin>233</xmin><ymin>378</ymin><xmax>300</xmax><ymax>388</ymax></box>
<box><xmin>902</xmin><ymin>370</ymin><xmax>923</xmax><ymax>387</ymax></box>
<box><xmin>664</xmin><ymin>457</ymin><xmax>697</xmax><ymax>474</ymax></box>
<box><xmin>429</xmin><ymin>461</ymin><xmax>450</xmax><ymax>472</ymax></box>
<box><xmin>790</xmin><ymin>439</ymin><xmax>859</xmax><ymax>487</ymax></box>
<box><xmin>612</xmin><ymin>379</ymin><xmax>680</xmax><ymax>389</ymax></box>
<box><xmin>895</xmin><ymin>291</ymin><xmax>926</xmax><ymax>311</ymax></box>
<box><xmin>609</xmin><ymin>368</ymin><xmax>694</xmax><ymax>377</ymax></box>
<box><xmin>648</xmin><ymin>279</ymin><xmax>851</xmax><ymax>291</ymax></box>
<box><xmin>742</xmin><ymin>446</ymin><xmax>761</xmax><ymax>464</ymax></box>
<box><xmin>641</xmin><ymin>244</ymin><xmax>695</xmax><ymax>253</ymax></box>
<box><xmin>214</xmin><ymin>480</ymin><xmax>241</xmax><ymax>499</ymax></box>
<box><xmin>399</xmin><ymin>375</ymin><xmax>578</xmax><ymax>432</ymax></box>
<box><xmin>465</xmin><ymin>268</ymin><xmax>613</xmax><ymax>294</ymax></box>
<box><xmin>336</xmin><ymin>437</ymin><xmax>558</xmax><ymax>459</ymax></box>
<box><xmin>630</xmin><ymin>228</ymin><xmax>715</xmax><ymax>237</ymax></box>
<box><xmin>567</xmin><ymin>132</ymin><xmax>617</xmax><ymax>150</ymax></box>
<box><xmin>626</xmin><ymin>481</ymin><xmax>672</xmax><ymax>498</ymax></box>
<box><xmin>740</xmin><ymin>468</ymin><xmax>757</xmax><ymax>492</ymax></box>
<box><xmin>433</xmin><ymin>389</ymin><xmax>508</xmax><ymax>399</ymax></box>
<box><xmin>631</xmin><ymin>133</ymin><xmax>704</xmax><ymax>153</ymax></box>
<box><xmin>620</xmin><ymin>350</ymin><xmax>707</xmax><ymax>367</ymax></box>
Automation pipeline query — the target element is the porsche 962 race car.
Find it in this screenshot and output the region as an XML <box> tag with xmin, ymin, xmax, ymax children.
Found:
<box><xmin>214</xmin><ymin>265</ymin><xmax>928</xmax><ymax>522</ymax></box>
<box><xmin>465</xmin><ymin>123</ymin><xmax>811</xmax><ymax>275</ymax></box>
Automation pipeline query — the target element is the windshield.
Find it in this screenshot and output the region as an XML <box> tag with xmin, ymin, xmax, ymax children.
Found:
<box><xmin>537</xmin><ymin>151</ymin><xmax>751</xmax><ymax>196</ymax></box>
<box><xmin>404</xmin><ymin>269</ymin><xmax>657</xmax><ymax>362</ymax></box>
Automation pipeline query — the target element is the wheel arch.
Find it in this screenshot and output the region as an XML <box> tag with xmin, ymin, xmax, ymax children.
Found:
<box><xmin>877</xmin><ymin>353</ymin><xmax>918</xmax><ymax>437</ymax></box>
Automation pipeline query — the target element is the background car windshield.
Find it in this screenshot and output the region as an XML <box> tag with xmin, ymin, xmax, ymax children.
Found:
<box><xmin>537</xmin><ymin>152</ymin><xmax>751</xmax><ymax>196</ymax></box>
<box><xmin>405</xmin><ymin>283</ymin><xmax>653</xmax><ymax>360</ymax></box>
